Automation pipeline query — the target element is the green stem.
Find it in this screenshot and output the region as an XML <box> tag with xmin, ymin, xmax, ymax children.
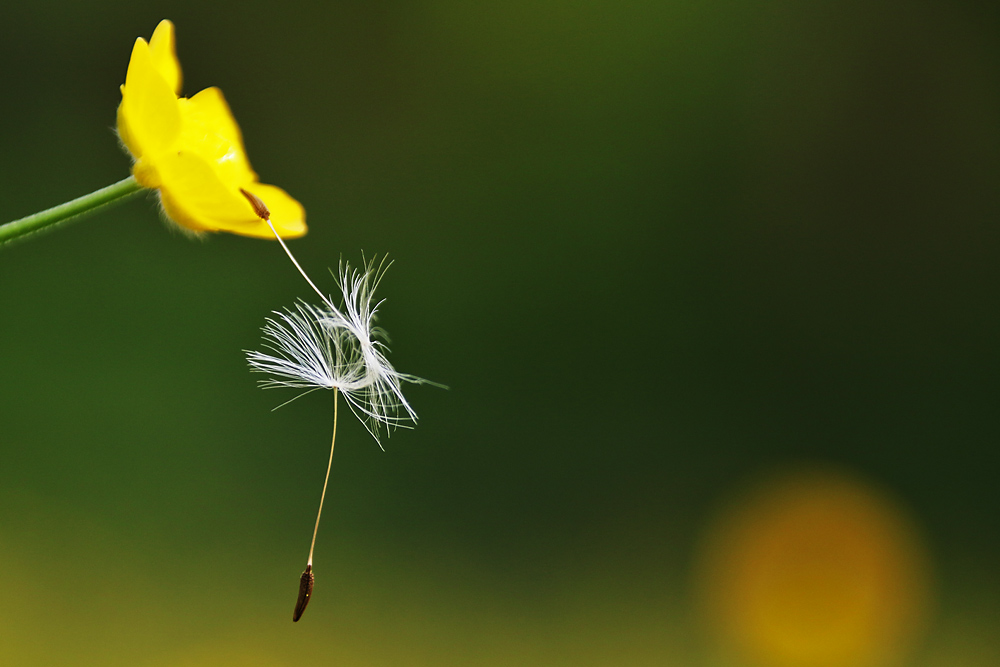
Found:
<box><xmin>0</xmin><ymin>176</ymin><xmax>145</xmax><ymax>247</ymax></box>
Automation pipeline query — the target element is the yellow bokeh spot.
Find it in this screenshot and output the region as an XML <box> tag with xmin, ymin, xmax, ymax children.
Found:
<box><xmin>693</xmin><ymin>467</ymin><xmax>932</xmax><ymax>667</ymax></box>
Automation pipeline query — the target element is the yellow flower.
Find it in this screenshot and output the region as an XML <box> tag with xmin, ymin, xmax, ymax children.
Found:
<box><xmin>117</xmin><ymin>20</ymin><xmax>306</xmax><ymax>239</ymax></box>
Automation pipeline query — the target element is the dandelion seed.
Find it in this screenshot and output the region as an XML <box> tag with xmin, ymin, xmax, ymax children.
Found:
<box><xmin>241</xmin><ymin>189</ymin><xmax>434</xmax><ymax>621</ymax></box>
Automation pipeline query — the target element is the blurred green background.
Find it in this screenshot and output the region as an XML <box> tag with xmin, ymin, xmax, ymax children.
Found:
<box><xmin>2</xmin><ymin>1</ymin><xmax>999</xmax><ymax>665</ymax></box>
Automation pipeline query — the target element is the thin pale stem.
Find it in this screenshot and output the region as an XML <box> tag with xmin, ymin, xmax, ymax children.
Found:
<box><xmin>245</xmin><ymin>197</ymin><xmax>339</xmax><ymax>568</ymax></box>
<box><xmin>308</xmin><ymin>388</ymin><xmax>339</xmax><ymax>567</ymax></box>
<box><xmin>0</xmin><ymin>176</ymin><xmax>144</xmax><ymax>247</ymax></box>
<box><xmin>264</xmin><ymin>218</ymin><xmax>330</xmax><ymax>306</ymax></box>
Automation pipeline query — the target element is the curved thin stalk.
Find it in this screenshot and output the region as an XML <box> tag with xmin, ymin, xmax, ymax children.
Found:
<box><xmin>308</xmin><ymin>388</ymin><xmax>339</xmax><ymax>568</ymax></box>
<box><xmin>0</xmin><ymin>176</ymin><xmax>144</xmax><ymax>247</ymax></box>
<box><xmin>293</xmin><ymin>389</ymin><xmax>339</xmax><ymax>622</ymax></box>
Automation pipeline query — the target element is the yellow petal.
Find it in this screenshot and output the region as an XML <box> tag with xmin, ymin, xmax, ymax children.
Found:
<box><xmin>115</xmin><ymin>98</ymin><xmax>138</xmax><ymax>158</ymax></box>
<box><xmin>156</xmin><ymin>151</ymin><xmax>259</xmax><ymax>225</ymax></box>
<box><xmin>177</xmin><ymin>87</ymin><xmax>257</xmax><ymax>186</ymax></box>
<box><xmin>130</xmin><ymin>156</ymin><xmax>162</xmax><ymax>189</ymax></box>
<box><xmin>148</xmin><ymin>19</ymin><xmax>182</xmax><ymax>96</ymax></box>
<box><xmin>158</xmin><ymin>192</ymin><xmax>213</xmax><ymax>233</ymax></box>
<box><xmin>156</xmin><ymin>152</ymin><xmax>303</xmax><ymax>238</ymax></box>
<box><xmin>119</xmin><ymin>37</ymin><xmax>181</xmax><ymax>159</ymax></box>
<box><xmin>242</xmin><ymin>183</ymin><xmax>308</xmax><ymax>238</ymax></box>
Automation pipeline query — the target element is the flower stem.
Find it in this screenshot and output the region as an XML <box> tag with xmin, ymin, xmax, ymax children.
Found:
<box><xmin>0</xmin><ymin>176</ymin><xmax>145</xmax><ymax>247</ymax></box>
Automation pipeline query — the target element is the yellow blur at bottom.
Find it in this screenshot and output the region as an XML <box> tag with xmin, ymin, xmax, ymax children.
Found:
<box><xmin>693</xmin><ymin>467</ymin><xmax>932</xmax><ymax>667</ymax></box>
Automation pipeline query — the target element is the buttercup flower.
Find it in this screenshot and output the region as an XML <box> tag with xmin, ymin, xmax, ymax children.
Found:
<box><xmin>117</xmin><ymin>20</ymin><xmax>305</xmax><ymax>238</ymax></box>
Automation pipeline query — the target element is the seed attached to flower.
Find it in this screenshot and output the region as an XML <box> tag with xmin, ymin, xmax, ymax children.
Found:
<box><xmin>246</xmin><ymin>197</ymin><xmax>436</xmax><ymax>622</ymax></box>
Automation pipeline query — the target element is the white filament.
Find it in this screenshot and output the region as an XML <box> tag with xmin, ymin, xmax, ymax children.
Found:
<box><xmin>246</xmin><ymin>257</ymin><xmax>426</xmax><ymax>448</ymax></box>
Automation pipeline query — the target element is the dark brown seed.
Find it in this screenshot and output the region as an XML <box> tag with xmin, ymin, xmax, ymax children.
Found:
<box><xmin>240</xmin><ymin>188</ymin><xmax>271</xmax><ymax>221</ymax></box>
<box><xmin>293</xmin><ymin>564</ymin><xmax>314</xmax><ymax>622</ymax></box>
